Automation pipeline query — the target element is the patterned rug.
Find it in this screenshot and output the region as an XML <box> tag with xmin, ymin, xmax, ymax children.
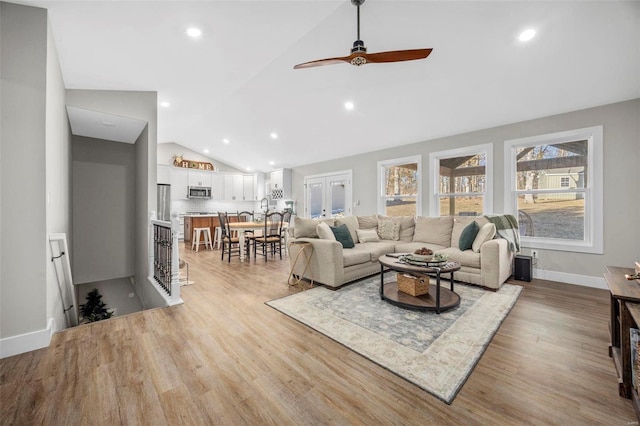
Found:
<box><xmin>267</xmin><ymin>273</ymin><xmax>522</xmax><ymax>404</ymax></box>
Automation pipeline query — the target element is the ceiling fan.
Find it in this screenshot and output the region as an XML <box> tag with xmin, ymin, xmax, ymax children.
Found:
<box><xmin>293</xmin><ymin>0</ymin><xmax>433</xmax><ymax>69</ymax></box>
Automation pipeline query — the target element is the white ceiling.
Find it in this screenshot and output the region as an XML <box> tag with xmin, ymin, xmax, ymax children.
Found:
<box><xmin>19</xmin><ymin>0</ymin><xmax>640</xmax><ymax>173</ymax></box>
<box><xmin>66</xmin><ymin>106</ymin><xmax>147</xmax><ymax>144</ymax></box>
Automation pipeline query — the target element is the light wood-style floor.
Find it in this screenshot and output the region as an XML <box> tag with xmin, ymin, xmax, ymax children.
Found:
<box><xmin>1</xmin><ymin>246</ymin><xmax>636</xmax><ymax>425</ymax></box>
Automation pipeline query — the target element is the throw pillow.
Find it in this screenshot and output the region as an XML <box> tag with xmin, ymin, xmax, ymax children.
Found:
<box><xmin>293</xmin><ymin>217</ymin><xmax>335</xmax><ymax>238</ymax></box>
<box><xmin>316</xmin><ymin>222</ymin><xmax>336</xmax><ymax>241</ymax></box>
<box><xmin>330</xmin><ymin>224</ymin><xmax>355</xmax><ymax>248</ymax></box>
<box><xmin>356</xmin><ymin>228</ymin><xmax>380</xmax><ymax>243</ymax></box>
<box><xmin>336</xmin><ymin>216</ymin><xmax>359</xmax><ymax>244</ymax></box>
<box><xmin>458</xmin><ymin>221</ymin><xmax>479</xmax><ymax>251</ymax></box>
<box><xmin>377</xmin><ymin>217</ymin><xmax>400</xmax><ymax>240</ymax></box>
<box><xmin>472</xmin><ymin>222</ymin><xmax>496</xmax><ymax>252</ymax></box>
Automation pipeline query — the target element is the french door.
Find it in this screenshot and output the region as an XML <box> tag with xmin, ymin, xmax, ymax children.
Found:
<box><xmin>304</xmin><ymin>172</ymin><xmax>352</xmax><ymax>219</ymax></box>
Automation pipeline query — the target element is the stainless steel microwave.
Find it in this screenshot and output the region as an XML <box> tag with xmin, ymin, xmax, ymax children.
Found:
<box><xmin>188</xmin><ymin>186</ymin><xmax>211</xmax><ymax>199</ymax></box>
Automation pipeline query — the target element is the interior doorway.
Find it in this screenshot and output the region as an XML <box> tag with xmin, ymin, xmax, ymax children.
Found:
<box><xmin>304</xmin><ymin>171</ymin><xmax>352</xmax><ymax>219</ymax></box>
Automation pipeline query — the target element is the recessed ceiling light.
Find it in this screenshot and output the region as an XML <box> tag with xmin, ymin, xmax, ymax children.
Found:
<box><xmin>270</xmin><ymin>132</ymin><xmax>278</xmax><ymax>139</ymax></box>
<box><xmin>245</xmin><ymin>167</ymin><xmax>251</xmax><ymax>172</ymax></box>
<box><xmin>203</xmin><ymin>149</ymin><xmax>209</xmax><ymax>154</ymax></box>
<box><xmin>186</xmin><ymin>27</ymin><xmax>202</xmax><ymax>38</ymax></box>
<box><xmin>344</xmin><ymin>101</ymin><xmax>355</xmax><ymax>111</ymax></box>
<box><xmin>160</xmin><ymin>101</ymin><xmax>170</xmax><ymax>108</ymax></box>
<box><xmin>222</xmin><ymin>138</ymin><xmax>230</xmax><ymax>144</ymax></box>
<box><xmin>519</xmin><ymin>29</ymin><xmax>536</xmax><ymax>42</ymax></box>
<box><xmin>269</xmin><ymin>161</ymin><xmax>275</xmax><ymax>166</ymax></box>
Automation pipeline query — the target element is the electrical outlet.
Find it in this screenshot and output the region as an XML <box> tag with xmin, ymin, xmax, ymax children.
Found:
<box><xmin>129</xmin><ymin>292</ymin><xmax>135</xmax><ymax>298</ymax></box>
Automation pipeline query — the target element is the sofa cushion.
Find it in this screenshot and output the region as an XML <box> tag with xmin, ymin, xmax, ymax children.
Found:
<box><xmin>451</xmin><ymin>216</ymin><xmax>490</xmax><ymax>249</ymax></box>
<box><xmin>397</xmin><ymin>216</ymin><xmax>415</xmax><ymax>242</ymax></box>
<box><xmin>459</xmin><ymin>221</ymin><xmax>479</xmax><ymax>251</ymax></box>
<box><xmin>438</xmin><ymin>247</ymin><xmax>481</xmax><ymax>269</ymax></box>
<box><xmin>472</xmin><ymin>222</ymin><xmax>496</xmax><ymax>252</ymax></box>
<box><xmin>356</xmin><ymin>228</ymin><xmax>380</xmax><ymax>243</ymax></box>
<box><xmin>342</xmin><ymin>249</ymin><xmax>372</xmax><ymax>267</ymax></box>
<box><xmin>336</xmin><ymin>216</ymin><xmax>359</xmax><ymax>244</ymax></box>
<box><xmin>377</xmin><ymin>217</ymin><xmax>400</xmax><ymax>240</ymax></box>
<box><xmin>395</xmin><ymin>242</ymin><xmax>448</xmax><ymax>254</ymax></box>
<box><xmin>331</xmin><ymin>224</ymin><xmax>355</xmax><ymax>249</ymax></box>
<box><xmin>316</xmin><ymin>221</ymin><xmax>336</xmax><ymax>240</ymax></box>
<box><xmin>294</xmin><ymin>217</ymin><xmax>335</xmax><ymax>238</ymax></box>
<box><xmin>413</xmin><ymin>216</ymin><xmax>453</xmax><ymax>247</ymax></box>
<box><xmin>358</xmin><ymin>215</ymin><xmax>379</xmax><ymax>230</ymax></box>
<box><xmin>353</xmin><ymin>241</ymin><xmax>398</xmax><ymax>262</ymax></box>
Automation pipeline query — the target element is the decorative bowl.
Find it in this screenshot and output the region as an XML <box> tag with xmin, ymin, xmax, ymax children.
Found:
<box><xmin>407</xmin><ymin>254</ymin><xmax>433</xmax><ymax>262</ymax></box>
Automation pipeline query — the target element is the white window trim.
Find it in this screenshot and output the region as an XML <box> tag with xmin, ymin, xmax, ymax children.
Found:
<box><xmin>428</xmin><ymin>143</ymin><xmax>493</xmax><ymax>217</ymax></box>
<box><xmin>503</xmin><ymin>125</ymin><xmax>603</xmax><ymax>254</ymax></box>
<box><xmin>377</xmin><ymin>155</ymin><xmax>422</xmax><ymax>216</ymax></box>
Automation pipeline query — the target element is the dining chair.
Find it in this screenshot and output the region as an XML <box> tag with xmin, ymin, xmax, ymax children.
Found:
<box><xmin>218</xmin><ymin>212</ymin><xmax>242</xmax><ymax>262</ymax></box>
<box><xmin>237</xmin><ymin>210</ymin><xmax>257</xmax><ymax>255</ymax></box>
<box><xmin>253</xmin><ymin>211</ymin><xmax>284</xmax><ymax>261</ymax></box>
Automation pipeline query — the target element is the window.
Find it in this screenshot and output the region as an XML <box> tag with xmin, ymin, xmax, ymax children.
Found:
<box><xmin>377</xmin><ymin>155</ymin><xmax>421</xmax><ymax>217</ymax></box>
<box><xmin>504</xmin><ymin>126</ymin><xmax>603</xmax><ymax>253</ymax></box>
<box><xmin>429</xmin><ymin>144</ymin><xmax>493</xmax><ymax>216</ymax></box>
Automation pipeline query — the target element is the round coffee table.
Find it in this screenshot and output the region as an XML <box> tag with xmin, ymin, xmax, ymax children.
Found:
<box><xmin>378</xmin><ymin>254</ymin><xmax>461</xmax><ymax>314</ymax></box>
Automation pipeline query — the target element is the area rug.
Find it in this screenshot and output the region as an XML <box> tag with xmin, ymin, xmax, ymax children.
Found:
<box><xmin>267</xmin><ymin>273</ymin><xmax>522</xmax><ymax>404</ymax></box>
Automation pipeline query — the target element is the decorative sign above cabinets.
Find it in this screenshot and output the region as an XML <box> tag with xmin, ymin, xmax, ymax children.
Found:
<box><xmin>173</xmin><ymin>155</ymin><xmax>214</xmax><ymax>171</ymax></box>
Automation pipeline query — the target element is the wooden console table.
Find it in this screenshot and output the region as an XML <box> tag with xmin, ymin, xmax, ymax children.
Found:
<box><xmin>604</xmin><ymin>265</ymin><xmax>640</xmax><ymax>419</ymax></box>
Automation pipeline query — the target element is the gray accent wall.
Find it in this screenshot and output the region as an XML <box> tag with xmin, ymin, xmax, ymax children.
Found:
<box><xmin>45</xmin><ymin>16</ymin><xmax>72</xmax><ymax>332</ymax></box>
<box><xmin>291</xmin><ymin>99</ymin><xmax>640</xmax><ymax>281</ymax></box>
<box><xmin>72</xmin><ymin>136</ymin><xmax>136</xmax><ymax>283</ymax></box>
<box><xmin>1</xmin><ymin>2</ymin><xmax>71</xmax><ymax>341</ymax></box>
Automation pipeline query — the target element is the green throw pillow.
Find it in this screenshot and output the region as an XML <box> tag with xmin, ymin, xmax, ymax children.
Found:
<box><xmin>459</xmin><ymin>221</ymin><xmax>479</xmax><ymax>251</ymax></box>
<box><xmin>330</xmin><ymin>224</ymin><xmax>355</xmax><ymax>249</ymax></box>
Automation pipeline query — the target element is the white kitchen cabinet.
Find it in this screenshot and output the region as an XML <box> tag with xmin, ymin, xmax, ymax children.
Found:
<box><xmin>157</xmin><ymin>164</ymin><xmax>170</xmax><ymax>184</ymax></box>
<box><xmin>211</xmin><ymin>173</ymin><xmax>224</xmax><ymax>200</ymax></box>
<box><xmin>188</xmin><ymin>170</ymin><xmax>212</xmax><ymax>187</ymax></box>
<box><xmin>270</xmin><ymin>168</ymin><xmax>291</xmax><ymax>200</ymax></box>
<box><xmin>243</xmin><ymin>175</ymin><xmax>255</xmax><ymax>201</ymax></box>
<box><xmin>171</xmin><ymin>168</ymin><xmax>189</xmax><ymax>199</ymax></box>
<box><xmin>223</xmin><ymin>173</ymin><xmax>243</xmax><ymax>201</ymax></box>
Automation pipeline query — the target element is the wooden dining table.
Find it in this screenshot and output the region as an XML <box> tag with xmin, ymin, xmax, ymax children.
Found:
<box><xmin>227</xmin><ymin>221</ymin><xmax>289</xmax><ymax>262</ymax></box>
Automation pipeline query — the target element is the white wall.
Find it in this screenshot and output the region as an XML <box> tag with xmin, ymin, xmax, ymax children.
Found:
<box><xmin>158</xmin><ymin>142</ymin><xmax>244</xmax><ymax>173</ymax></box>
<box><xmin>291</xmin><ymin>99</ymin><xmax>640</xmax><ymax>283</ymax></box>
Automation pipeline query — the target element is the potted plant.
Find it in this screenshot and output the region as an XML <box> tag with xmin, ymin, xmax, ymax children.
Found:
<box><xmin>79</xmin><ymin>289</ymin><xmax>114</xmax><ymax>323</ymax></box>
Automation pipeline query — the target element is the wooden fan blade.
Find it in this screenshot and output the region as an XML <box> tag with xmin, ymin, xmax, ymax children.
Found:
<box><xmin>293</xmin><ymin>56</ymin><xmax>352</xmax><ymax>69</ymax></box>
<box><xmin>364</xmin><ymin>48</ymin><xmax>433</xmax><ymax>64</ymax></box>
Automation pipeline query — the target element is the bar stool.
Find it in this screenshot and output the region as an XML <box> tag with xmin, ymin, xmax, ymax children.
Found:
<box><xmin>192</xmin><ymin>227</ymin><xmax>213</xmax><ymax>252</ymax></box>
<box><xmin>213</xmin><ymin>226</ymin><xmax>223</xmax><ymax>249</ymax></box>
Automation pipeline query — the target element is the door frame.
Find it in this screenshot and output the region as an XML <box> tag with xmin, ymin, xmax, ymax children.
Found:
<box><xmin>303</xmin><ymin>170</ymin><xmax>353</xmax><ymax>218</ymax></box>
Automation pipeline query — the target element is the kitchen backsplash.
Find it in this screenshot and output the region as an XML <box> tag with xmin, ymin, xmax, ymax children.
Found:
<box><xmin>172</xmin><ymin>198</ymin><xmax>291</xmax><ymax>214</ymax></box>
<box><xmin>172</xmin><ymin>199</ymin><xmax>260</xmax><ymax>214</ymax></box>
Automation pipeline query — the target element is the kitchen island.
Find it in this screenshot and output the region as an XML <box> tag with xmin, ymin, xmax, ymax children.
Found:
<box><xmin>183</xmin><ymin>213</ymin><xmax>242</xmax><ymax>250</ymax></box>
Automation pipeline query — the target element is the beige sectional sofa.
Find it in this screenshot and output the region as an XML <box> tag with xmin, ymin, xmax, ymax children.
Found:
<box><xmin>288</xmin><ymin>215</ymin><xmax>515</xmax><ymax>290</ymax></box>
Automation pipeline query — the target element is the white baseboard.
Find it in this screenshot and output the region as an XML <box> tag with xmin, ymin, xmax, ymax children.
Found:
<box><xmin>0</xmin><ymin>318</ymin><xmax>54</xmax><ymax>359</ymax></box>
<box><xmin>532</xmin><ymin>269</ymin><xmax>607</xmax><ymax>289</ymax></box>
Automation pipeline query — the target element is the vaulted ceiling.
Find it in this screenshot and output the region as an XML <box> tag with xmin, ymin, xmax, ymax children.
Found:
<box><xmin>18</xmin><ymin>0</ymin><xmax>640</xmax><ymax>172</ymax></box>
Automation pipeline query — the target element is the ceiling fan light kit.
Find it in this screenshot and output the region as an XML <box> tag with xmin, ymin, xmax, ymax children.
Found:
<box><xmin>294</xmin><ymin>0</ymin><xmax>433</xmax><ymax>69</ymax></box>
